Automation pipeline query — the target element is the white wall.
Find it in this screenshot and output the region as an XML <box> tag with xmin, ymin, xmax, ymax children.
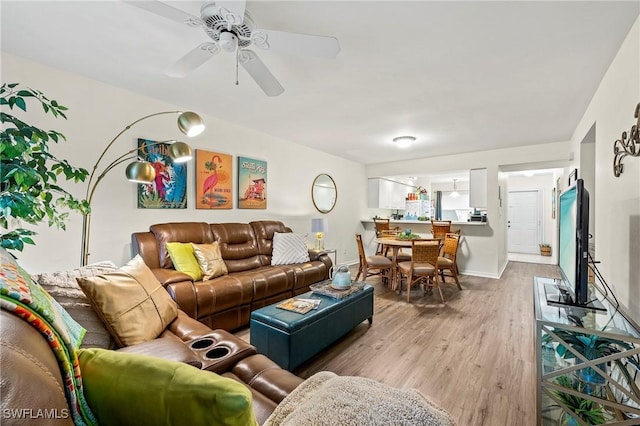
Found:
<box><xmin>3</xmin><ymin>53</ymin><xmax>367</xmax><ymax>272</ymax></box>
<box><xmin>568</xmin><ymin>16</ymin><xmax>640</xmax><ymax>324</ymax></box>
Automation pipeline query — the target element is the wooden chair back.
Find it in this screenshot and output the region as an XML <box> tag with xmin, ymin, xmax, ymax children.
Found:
<box><xmin>431</xmin><ymin>220</ymin><xmax>452</xmax><ymax>241</ymax></box>
<box><xmin>410</xmin><ymin>239</ymin><xmax>440</xmax><ymax>266</ymax></box>
<box><xmin>373</xmin><ymin>218</ymin><xmax>391</xmax><ymax>237</ymax></box>
<box><xmin>442</xmin><ymin>232</ymin><xmax>461</xmax><ymax>261</ymax></box>
<box><xmin>355</xmin><ymin>233</ymin><xmax>367</xmax><ymax>264</ymax></box>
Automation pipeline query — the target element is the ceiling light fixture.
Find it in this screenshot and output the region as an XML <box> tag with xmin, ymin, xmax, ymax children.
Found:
<box><xmin>451</xmin><ymin>179</ymin><xmax>460</xmax><ymax>198</ymax></box>
<box><xmin>392</xmin><ymin>136</ymin><xmax>415</xmax><ymax>148</ymax></box>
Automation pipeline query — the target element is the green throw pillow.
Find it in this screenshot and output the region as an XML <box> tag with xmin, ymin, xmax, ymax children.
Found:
<box><xmin>78</xmin><ymin>348</ymin><xmax>257</xmax><ymax>426</ymax></box>
<box><xmin>165</xmin><ymin>242</ymin><xmax>203</xmax><ymax>281</ymax></box>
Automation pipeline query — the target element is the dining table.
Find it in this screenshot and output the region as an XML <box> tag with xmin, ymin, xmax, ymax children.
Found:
<box><xmin>374</xmin><ymin>235</ymin><xmax>437</xmax><ymax>292</ymax></box>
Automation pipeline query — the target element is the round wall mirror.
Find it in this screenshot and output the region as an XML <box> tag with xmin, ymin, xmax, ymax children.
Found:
<box><xmin>312</xmin><ymin>174</ymin><xmax>337</xmax><ymax>213</ymax></box>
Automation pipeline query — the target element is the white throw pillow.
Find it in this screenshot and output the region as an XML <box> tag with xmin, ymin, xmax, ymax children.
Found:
<box><xmin>271</xmin><ymin>232</ymin><xmax>311</xmax><ymax>265</ymax></box>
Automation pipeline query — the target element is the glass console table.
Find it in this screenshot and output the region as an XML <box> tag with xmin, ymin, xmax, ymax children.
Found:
<box><xmin>534</xmin><ymin>276</ymin><xmax>640</xmax><ymax>425</ymax></box>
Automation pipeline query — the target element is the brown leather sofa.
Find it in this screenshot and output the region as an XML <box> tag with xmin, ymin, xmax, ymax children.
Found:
<box><xmin>1</xmin><ymin>307</ymin><xmax>304</xmax><ymax>425</ymax></box>
<box><xmin>132</xmin><ymin>220</ymin><xmax>332</xmax><ymax>331</ymax></box>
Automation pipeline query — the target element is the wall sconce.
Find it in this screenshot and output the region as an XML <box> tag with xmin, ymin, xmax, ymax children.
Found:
<box><xmin>81</xmin><ymin>111</ymin><xmax>205</xmax><ymax>265</ymax></box>
<box><xmin>613</xmin><ymin>102</ymin><xmax>639</xmax><ymax>177</ymax></box>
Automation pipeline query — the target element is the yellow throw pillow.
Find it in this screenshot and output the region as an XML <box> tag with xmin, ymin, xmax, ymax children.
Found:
<box><xmin>192</xmin><ymin>242</ymin><xmax>228</xmax><ymax>281</ymax></box>
<box><xmin>166</xmin><ymin>242</ymin><xmax>203</xmax><ymax>281</ymax></box>
<box><xmin>77</xmin><ymin>255</ymin><xmax>178</xmax><ymax>347</ymax></box>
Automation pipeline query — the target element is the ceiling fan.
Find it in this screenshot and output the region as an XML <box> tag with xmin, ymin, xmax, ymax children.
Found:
<box><xmin>124</xmin><ymin>0</ymin><xmax>341</xmax><ymax>96</ymax></box>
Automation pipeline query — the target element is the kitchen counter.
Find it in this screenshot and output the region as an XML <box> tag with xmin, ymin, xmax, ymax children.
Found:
<box><xmin>361</xmin><ymin>219</ymin><xmax>487</xmax><ymax>226</ymax></box>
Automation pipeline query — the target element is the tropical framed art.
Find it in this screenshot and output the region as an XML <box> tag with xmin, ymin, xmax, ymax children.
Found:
<box><xmin>136</xmin><ymin>138</ymin><xmax>187</xmax><ymax>209</ymax></box>
<box><xmin>237</xmin><ymin>156</ymin><xmax>267</xmax><ymax>209</ymax></box>
<box><xmin>195</xmin><ymin>150</ymin><xmax>233</xmax><ymax>209</ymax></box>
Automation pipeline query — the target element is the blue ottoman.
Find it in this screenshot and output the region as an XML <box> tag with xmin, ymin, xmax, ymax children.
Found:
<box><xmin>250</xmin><ymin>284</ymin><xmax>374</xmax><ymax>370</ymax></box>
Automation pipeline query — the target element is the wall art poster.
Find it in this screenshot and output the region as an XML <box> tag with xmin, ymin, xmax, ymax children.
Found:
<box><xmin>237</xmin><ymin>156</ymin><xmax>267</xmax><ymax>209</ymax></box>
<box><xmin>137</xmin><ymin>138</ymin><xmax>187</xmax><ymax>209</ymax></box>
<box><xmin>196</xmin><ymin>150</ymin><xmax>233</xmax><ymax>209</ymax></box>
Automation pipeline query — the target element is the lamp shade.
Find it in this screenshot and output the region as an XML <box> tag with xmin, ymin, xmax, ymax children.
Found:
<box><xmin>125</xmin><ymin>161</ymin><xmax>155</xmax><ymax>183</ymax></box>
<box><xmin>177</xmin><ymin>111</ymin><xmax>205</xmax><ymax>137</ymax></box>
<box><xmin>168</xmin><ymin>141</ymin><xmax>193</xmax><ymax>163</ymax></box>
<box><xmin>311</xmin><ymin>218</ymin><xmax>328</xmax><ymax>233</ymax></box>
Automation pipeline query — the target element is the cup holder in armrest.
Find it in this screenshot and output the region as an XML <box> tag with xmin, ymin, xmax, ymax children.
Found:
<box><xmin>190</xmin><ymin>338</ymin><xmax>215</xmax><ymax>350</ymax></box>
<box><xmin>185</xmin><ymin>333</ymin><xmax>256</xmax><ymax>374</ymax></box>
<box><xmin>205</xmin><ymin>346</ymin><xmax>231</xmax><ymax>359</ymax></box>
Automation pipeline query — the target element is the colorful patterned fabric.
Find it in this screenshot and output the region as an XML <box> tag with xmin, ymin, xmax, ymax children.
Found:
<box><xmin>0</xmin><ymin>249</ymin><xmax>97</xmax><ymax>426</ymax></box>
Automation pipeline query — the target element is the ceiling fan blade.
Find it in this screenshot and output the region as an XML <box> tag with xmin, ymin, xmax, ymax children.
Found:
<box><xmin>165</xmin><ymin>43</ymin><xmax>220</xmax><ymax>78</ymax></box>
<box><xmin>252</xmin><ymin>29</ymin><xmax>340</xmax><ymax>58</ymax></box>
<box><xmin>239</xmin><ymin>50</ymin><xmax>284</xmax><ymax>97</ymax></box>
<box><xmin>214</xmin><ymin>0</ymin><xmax>246</xmax><ymax>27</ymax></box>
<box><xmin>123</xmin><ymin>1</ymin><xmax>201</xmax><ymax>26</ymax></box>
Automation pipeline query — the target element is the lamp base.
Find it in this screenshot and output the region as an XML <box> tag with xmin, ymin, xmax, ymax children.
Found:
<box><xmin>315</xmin><ymin>235</ymin><xmax>324</xmax><ymax>250</ymax></box>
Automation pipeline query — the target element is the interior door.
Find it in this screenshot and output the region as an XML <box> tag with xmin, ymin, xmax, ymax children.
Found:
<box><xmin>508</xmin><ymin>190</ymin><xmax>540</xmax><ymax>254</ymax></box>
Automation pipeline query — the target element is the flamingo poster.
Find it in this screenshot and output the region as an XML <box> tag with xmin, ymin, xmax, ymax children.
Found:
<box><xmin>136</xmin><ymin>139</ymin><xmax>187</xmax><ymax>209</ymax></box>
<box><xmin>237</xmin><ymin>156</ymin><xmax>267</xmax><ymax>209</ymax></box>
<box><xmin>195</xmin><ymin>150</ymin><xmax>233</xmax><ymax>209</ymax></box>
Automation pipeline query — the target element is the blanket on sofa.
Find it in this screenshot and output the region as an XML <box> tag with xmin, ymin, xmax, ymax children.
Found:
<box><xmin>0</xmin><ymin>250</ymin><xmax>97</xmax><ymax>426</ymax></box>
<box><xmin>264</xmin><ymin>371</ymin><xmax>457</xmax><ymax>425</ymax></box>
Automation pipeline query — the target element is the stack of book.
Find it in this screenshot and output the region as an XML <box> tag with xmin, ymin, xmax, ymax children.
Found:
<box><xmin>276</xmin><ymin>298</ymin><xmax>322</xmax><ymax>314</ymax></box>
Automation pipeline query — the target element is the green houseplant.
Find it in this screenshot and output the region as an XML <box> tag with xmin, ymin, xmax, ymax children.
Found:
<box><xmin>553</xmin><ymin>375</ymin><xmax>606</xmax><ymax>425</ymax></box>
<box><xmin>0</xmin><ymin>83</ymin><xmax>89</xmax><ymax>253</ymax></box>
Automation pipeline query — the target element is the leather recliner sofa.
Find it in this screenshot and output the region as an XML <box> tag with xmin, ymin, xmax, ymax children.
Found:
<box><xmin>131</xmin><ymin>220</ymin><xmax>332</xmax><ymax>331</ymax></box>
<box><xmin>0</xmin><ymin>307</ymin><xmax>304</xmax><ymax>425</ymax></box>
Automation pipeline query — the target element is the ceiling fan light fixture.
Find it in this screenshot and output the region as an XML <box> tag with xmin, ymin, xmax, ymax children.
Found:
<box><xmin>393</xmin><ymin>136</ymin><xmax>415</xmax><ymax>148</ymax></box>
<box><xmin>219</xmin><ymin>31</ymin><xmax>238</xmax><ymax>52</ymax></box>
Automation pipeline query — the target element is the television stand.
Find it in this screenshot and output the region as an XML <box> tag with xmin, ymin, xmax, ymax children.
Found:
<box><xmin>543</xmin><ymin>278</ymin><xmax>606</xmax><ymax>312</ymax></box>
<box><xmin>534</xmin><ymin>276</ymin><xmax>640</xmax><ymax>425</ymax></box>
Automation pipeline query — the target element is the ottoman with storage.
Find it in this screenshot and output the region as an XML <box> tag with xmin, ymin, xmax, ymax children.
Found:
<box><xmin>250</xmin><ymin>283</ymin><xmax>374</xmax><ymax>370</ymax></box>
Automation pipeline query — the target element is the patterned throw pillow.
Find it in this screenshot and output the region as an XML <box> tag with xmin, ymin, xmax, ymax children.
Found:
<box><xmin>271</xmin><ymin>232</ymin><xmax>311</xmax><ymax>265</ymax></box>
<box><xmin>31</xmin><ymin>260</ymin><xmax>118</xmax><ymax>349</ymax></box>
<box><xmin>192</xmin><ymin>243</ymin><xmax>228</xmax><ymax>281</ymax></box>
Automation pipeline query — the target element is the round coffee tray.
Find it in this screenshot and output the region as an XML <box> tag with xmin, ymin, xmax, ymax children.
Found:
<box><xmin>330</xmin><ymin>283</ymin><xmax>351</xmax><ymax>291</ymax></box>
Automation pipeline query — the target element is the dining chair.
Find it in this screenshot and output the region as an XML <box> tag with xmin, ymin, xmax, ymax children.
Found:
<box><xmin>396</xmin><ymin>239</ymin><xmax>443</xmax><ymax>303</ymax></box>
<box><xmin>373</xmin><ymin>218</ymin><xmax>399</xmax><ymax>255</ymax></box>
<box><xmin>355</xmin><ymin>233</ymin><xmax>393</xmax><ymax>285</ymax></box>
<box><xmin>438</xmin><ymin>232</ymin><xmax>463</xmax><ymax>290</ymax></box>
<box><xmin>430</xmin><ymin>220</ymin><xmax>452</xmax><ymax>242</ymax></box>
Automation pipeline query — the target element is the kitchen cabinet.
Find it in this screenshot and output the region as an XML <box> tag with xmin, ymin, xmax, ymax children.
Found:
<box><xmin>368</xmin><ymin>178</ymin><xmax>409</xmax><ymax>210</ymax></box>
<box><xmin>469</xmin><ymin>168</ymin><xmax>487</xmax><ymax>208</ymax></box>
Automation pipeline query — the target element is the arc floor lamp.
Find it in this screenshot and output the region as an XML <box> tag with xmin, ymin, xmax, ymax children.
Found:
<box><xmin>80</xmin><ymin>111</ymin><xmax>205</xmax><ymax>266</ymax></box>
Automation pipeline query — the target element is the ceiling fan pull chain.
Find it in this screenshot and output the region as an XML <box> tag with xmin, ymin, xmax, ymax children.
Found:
<box><xmin>235</xmin><ymin>48</ymin><xmax>240</xmax><ymax>86</ymax></box>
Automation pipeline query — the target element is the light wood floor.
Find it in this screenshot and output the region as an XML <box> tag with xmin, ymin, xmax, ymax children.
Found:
<box><xmin>236</xmin><ymin>261</ymin><xmax>560</xmax><ymax>426</ymax></box>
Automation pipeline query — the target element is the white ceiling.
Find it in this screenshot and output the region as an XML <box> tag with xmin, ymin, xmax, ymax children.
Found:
<box><xmin>2</xmin><ymin>1</ymin><xmax>638</xmax><ymax>165</ymax></box>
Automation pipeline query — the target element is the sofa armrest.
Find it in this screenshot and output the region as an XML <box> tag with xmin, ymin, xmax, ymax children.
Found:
<box><xmin>232</xmin><ymin>354</ymin><xmax>304</xmax><ymax>404</ymax></box>
<box><xmin>150</xmin><ymin>269</ymin><xmax>198</xmax><ymax>318</ymax></box>
<box><xmin>308</xmin><ymin>249</ymin><xmax>324</xmax><ymax>261</ymax></box>
<box><xmin>164</xmin><ymin>310</ymin><xmax>214</xmax><ymax>341</ymax></box>
<box><xmin>117</xmin><ymin>337</ymin><xmax>202</xmax><ymax>368</ymax></box>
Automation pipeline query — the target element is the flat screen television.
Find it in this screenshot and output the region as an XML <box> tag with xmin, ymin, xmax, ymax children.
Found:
<box><xmin>548</xmin><ymin>178</ymin><xmax>604</xmax><ymax>310</ymax></box>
